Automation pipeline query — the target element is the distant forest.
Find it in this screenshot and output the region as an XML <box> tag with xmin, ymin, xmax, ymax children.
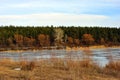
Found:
<box><xmin>0</xmin><ymin>25</ymin><xmax>120</xmax><ymax>49</ymax></box>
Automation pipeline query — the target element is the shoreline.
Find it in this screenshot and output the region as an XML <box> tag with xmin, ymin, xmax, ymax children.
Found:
<box><xmin>66</xmin><ymin>45</ymin><xmax>120</xmax><ymax>51</ymax></box>
<box><xmin>0</xmin><ymin>45</ymin><xmax>120</xmax><ymax>52</ymax></box>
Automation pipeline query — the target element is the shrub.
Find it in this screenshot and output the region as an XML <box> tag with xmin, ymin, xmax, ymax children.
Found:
<box><xmin>20</xmin><ymin>61</ymin><xmax>35</xmax><ymax>71</ymax></box>
<box><xmin>105</xmin><ymin>61</ymin><xmax>120</xmax><ymax>71</ymax></box>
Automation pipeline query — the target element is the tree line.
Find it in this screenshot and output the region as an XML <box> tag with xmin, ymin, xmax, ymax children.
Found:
<box><xmin>0</xmin><ymin>25</ymin><xmax>120</xmax><ymax>49</ymax></box>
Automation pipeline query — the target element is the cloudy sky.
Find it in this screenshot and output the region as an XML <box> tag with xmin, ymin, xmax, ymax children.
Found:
<box><xmin>0</xmin><ymin>0</ymin><xmax>120</xmax><ymax>27</ymax></box>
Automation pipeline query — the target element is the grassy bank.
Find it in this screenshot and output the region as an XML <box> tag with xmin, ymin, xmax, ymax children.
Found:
<box><xmin>0</xmin><ymin>58</ymin><xmax>120</xmax><ymax>80</ymax></box>
<box><xmin>1</xmin><ymin>45</ymin><xmax>120</xmax><ymax>52</ymax></box>
<box><xmin>66</xmin><ymin>45</ymin><xmax>120</xmax><ymax>51</ymax></box>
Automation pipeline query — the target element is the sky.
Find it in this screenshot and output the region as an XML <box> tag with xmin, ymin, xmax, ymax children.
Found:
<box><xmin>0</xmin><ymin>0</ymin><xmax>120</xmax><ymax>27</ymax></box>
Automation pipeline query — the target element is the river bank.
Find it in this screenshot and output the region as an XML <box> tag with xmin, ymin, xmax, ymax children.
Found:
<box><xmin>65</xmin><ymin>45</ymin><xmax>120</xmax><ymax>51</ymax></box>
<box><xmin>0</xmin><ymin>45</ymin><xmax>120</xmax><ymax>52</ymax></box>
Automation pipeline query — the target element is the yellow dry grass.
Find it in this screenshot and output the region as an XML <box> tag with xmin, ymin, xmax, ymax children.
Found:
<box><xmin>0</xmin><ymin>58</ymin><xmax>120</xmax><ymax>80</ymax></box>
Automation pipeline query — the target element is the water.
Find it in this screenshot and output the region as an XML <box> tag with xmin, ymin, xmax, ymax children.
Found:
<box><xmin>0</xmin><ymin>48</ymin><xmax>120</xmax><ymax>67</ymax></box>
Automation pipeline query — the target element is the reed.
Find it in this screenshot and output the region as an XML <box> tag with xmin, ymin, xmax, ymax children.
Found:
<box><xmin>20</xmin><ymin>61</ymin><xmax>36</xmax><ymax>71</ymax></box>
<box><xmin>0</xmin><ymin>57</ymin><xmax>120</xmax><ymax>80</ymax></box>
<box><xmin>105</xmin><ymin>61</ymin><xmax>120</xmax><ymax>71</ymax></box>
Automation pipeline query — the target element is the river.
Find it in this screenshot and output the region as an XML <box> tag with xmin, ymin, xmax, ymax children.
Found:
<box><xmin>0</xmin><ymin>48</ymin><xmax>120</xmax><ymax>67</ymax></box>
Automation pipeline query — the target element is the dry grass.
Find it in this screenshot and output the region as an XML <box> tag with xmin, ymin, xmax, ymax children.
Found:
<box><xmin>0</xmin><ymin>58</ymin><xmax>120</xmax><ymax>80</ymax></box>
<box><xmin>105</xmin><ymin>61</ymin><xmax>120</xmax><ymax>71</ymax></box>
<box><xmin>20</xmin><ymin>61</ymin><xmax>36</xmax><ymax>71</ymax></box>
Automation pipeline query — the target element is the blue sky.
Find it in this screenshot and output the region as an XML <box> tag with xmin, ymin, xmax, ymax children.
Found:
<box><xmin>0</xmin><ymin>0</ymin><xmax>120</xmax><ymax>27</ymax></box>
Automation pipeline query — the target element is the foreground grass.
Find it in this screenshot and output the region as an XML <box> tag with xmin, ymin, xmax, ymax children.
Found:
<box><xmin>0</xmin><ymin>58</ymin><xmax>120</xmax><ymax>80</ymax></box>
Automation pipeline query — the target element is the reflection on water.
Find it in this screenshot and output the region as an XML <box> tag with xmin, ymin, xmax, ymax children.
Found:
<box><xmin>0</xmin><ymin>48</ymin><xmax>120</xmax><ymax>67</ymax></box>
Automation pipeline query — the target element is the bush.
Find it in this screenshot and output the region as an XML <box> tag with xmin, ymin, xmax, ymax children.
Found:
<box><xmin>20</xmin><ymin>61</ymin><xmax>35</xmax><ymax>71</ymax></box>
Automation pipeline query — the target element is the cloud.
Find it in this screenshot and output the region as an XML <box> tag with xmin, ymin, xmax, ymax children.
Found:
<box><xmin>0</xmin><ymin>13</ymin><xmax>113</xmax><ymax>26</ymax></box>
<box><xmin>0</xmin><ymin>0</ymin><xmax>120</xmax><ymax>27</ymax></box>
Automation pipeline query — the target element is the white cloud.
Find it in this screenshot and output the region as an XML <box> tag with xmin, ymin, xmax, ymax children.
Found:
<box><xmin>0</xmin><ymin>13</ymin><xmax>115</xmax><ymax>27</ymax></box>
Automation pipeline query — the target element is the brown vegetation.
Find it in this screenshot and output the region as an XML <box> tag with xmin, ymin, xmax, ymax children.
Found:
<box><xmin>82</xmin><ymin>34</ymin><xmax>95</xmax><ymax>46</ymax></box>
<box><xmin>0</xmin><ymin>58</ymin><xmax>120</xmax><ymax>80</ymax></box>
<box><xmin>38</xmin><ymin>34</ymin><xmax>50</xmax><ymax>47</ymax></box>
<box><xmin>105</xmin><ymin>61</ymin><xmax>120</xmax><ymax>71</ymax></box>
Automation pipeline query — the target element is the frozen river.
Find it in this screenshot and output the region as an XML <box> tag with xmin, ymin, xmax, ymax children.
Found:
<box><xmin>0</xmin><ymin>48</ymin><xmax>120</xmax><ymax>66</ymax></box>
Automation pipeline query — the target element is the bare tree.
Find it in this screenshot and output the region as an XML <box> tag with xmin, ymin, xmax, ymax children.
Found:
<box><xmin>54</xmin><ymin>28</ymin><xmax>64</xmax><ymax>46</ymax></box>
